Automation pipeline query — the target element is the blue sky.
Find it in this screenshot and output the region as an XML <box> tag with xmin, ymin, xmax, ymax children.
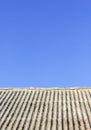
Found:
<box><xmin>0</xmin><ymin>0</ymin><xmax>91</xmax><ymax>88</ymax></box>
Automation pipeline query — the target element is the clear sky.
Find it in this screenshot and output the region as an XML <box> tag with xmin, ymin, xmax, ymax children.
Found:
<box><xmin>0</xmin><ymin>0</ymin><xmax>91</xmax><ymax>88</ymax></box>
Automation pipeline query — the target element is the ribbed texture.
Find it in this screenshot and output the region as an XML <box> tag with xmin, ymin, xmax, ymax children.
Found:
<box><xmin>0</xmin><ymin>88</ymin><xmax>91</xmax><ymax>130</ymax></box>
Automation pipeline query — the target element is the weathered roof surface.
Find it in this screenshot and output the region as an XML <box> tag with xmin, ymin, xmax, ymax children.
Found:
<box><xmin>0</xmin><ymin>88</ymin><xmax>91</xmax><ymax>130</ymax></box>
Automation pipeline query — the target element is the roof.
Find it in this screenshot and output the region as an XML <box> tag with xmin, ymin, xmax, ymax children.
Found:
<box><xmin>0</xmin><ymin>88</ymin><xmax>91</xmax><ymax>130</ymax></box>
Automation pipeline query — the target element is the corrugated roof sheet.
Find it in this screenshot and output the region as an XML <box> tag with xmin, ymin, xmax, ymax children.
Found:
<box><xmin>0</xmin><ymin>88</ymin><xmax>91</xmax><ymax>130</ymax></box>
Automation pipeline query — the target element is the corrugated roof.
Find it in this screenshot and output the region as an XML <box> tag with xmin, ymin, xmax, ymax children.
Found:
<box><xmin>0</xmin><ymin>88</ymin><xmax>91</xmax><ymax>130</ymax></box>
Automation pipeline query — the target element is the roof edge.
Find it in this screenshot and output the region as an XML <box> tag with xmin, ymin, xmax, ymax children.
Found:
<box><xmin>0</xmin><ymin>87</ymin><xmax>91</xmax><ymax>91</ymax></box>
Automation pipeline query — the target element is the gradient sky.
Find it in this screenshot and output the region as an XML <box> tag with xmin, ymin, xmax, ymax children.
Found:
<box><xmin>0</xmin><ymin>0</ymin><xmax>91</xmax><ymax>88</ymax></box>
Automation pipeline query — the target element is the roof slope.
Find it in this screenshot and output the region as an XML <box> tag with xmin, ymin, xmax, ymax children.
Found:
<box><xmin>0</xmin><ymin>88</ymin><xmax>91</xmax><ymax>130</ymax></box>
